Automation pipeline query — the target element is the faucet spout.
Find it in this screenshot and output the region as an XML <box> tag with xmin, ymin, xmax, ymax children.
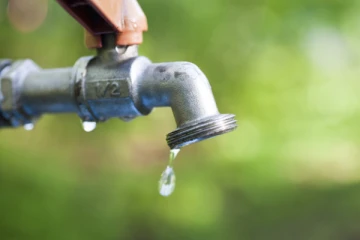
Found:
<box><xmin>139</xmin><ymin>62</ymin><xmax>219</xmax><ymax>126</ymax></box>
<box><xmin>136</xmin><ymin>61</ymin><xmax>237</xmax><ymax>149</ymax></box>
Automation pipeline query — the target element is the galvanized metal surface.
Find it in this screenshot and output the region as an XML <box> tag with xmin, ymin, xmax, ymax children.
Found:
<box><xmin>1</xmin><ymin>59</ymin><xmax>40</xmax><ymax>127</ymax></box>
<box><xmin>0</xmin><ymin>42</ymin><xmax>237</xmax><ymax>148</ymax></box>
<box><xmin>0</xmin><ymin>59</ymin><xmax>12</xmax><ymax>127</ymax></box>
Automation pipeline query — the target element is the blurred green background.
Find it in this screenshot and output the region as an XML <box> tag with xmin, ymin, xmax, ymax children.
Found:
<box><xmin>1</xmin><ymin>0</ymin><xmax>360</xmax><ymax>239</ymax></box>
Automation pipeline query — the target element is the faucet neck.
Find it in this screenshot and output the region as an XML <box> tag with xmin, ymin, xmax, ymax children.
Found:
<box><xmin>96</xmin><ymin>34</ymin><xmax>139</xmax><ymax>63</ymax></box>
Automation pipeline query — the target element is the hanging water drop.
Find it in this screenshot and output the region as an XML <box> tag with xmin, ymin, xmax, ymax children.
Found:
<box><xmin>159</xmin><ymin>149</ymin><xmax>180</xmax><ymax>197</ymax></box>
<box><xmin>24</xmin><ymin>123</ymin><xmax>34</xmax><ymax>131</ymax></box>
<box><xmin>82</xmin><ymin>121</ymin><xmax>96</xmax><ymax>132</ymax></box>
<box><xmin>159</xmin><ymin>166</ymin><xmax>176</xmax><ymax>197</ymax></box>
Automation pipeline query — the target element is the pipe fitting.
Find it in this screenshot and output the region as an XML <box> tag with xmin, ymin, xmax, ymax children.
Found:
<box><xmin>77</xmin><ymin>55</ymin><xmax>150</xmax><ymax>122</ymax></box>
<box><xmin>0</xmin><ymin>54</ymin><xmax>237</xmax><ymax>148</ymax></box>
<box><xmin>138</xmin><ymin>62</ymin><xmax>220</xmax><ymax>125</ymax></box>
<box><xmin>0</xmin><ymin>59</ymin><xmax>40</xmax><ymax>127</ymax></box>
<box><xmin>135</xmin><ymin>61</ymin><xmax>237</xmax><ymax>149</ymax></box>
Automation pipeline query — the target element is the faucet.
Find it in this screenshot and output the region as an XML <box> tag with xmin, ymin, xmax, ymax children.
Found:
<box><xmin>0</xmin><ymin>0</ymin><xmax>237</xmax><ymax>149</ymax></box>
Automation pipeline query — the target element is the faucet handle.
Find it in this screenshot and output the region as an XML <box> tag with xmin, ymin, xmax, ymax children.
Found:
<box><xmin>57</xmin><ymin>0</ymin><xmax>148</xmax><ymax>48</ymax></box>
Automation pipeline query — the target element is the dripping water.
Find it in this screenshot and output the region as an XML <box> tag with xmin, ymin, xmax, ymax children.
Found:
<box><xmin>159</xmin><ymin>149</ymin><xmax>180</xmax><ymax>197</ymax></box>
<box><xmin>82</xmin><ymin>121</ymin><xmax>96</xmax><ymax>132</ymax></box>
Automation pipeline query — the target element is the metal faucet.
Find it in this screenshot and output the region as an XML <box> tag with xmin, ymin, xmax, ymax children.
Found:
<box><xmin>0</xmin><ymin>0</ymin><xmax>237</xmax><ymax>149</ymax></box>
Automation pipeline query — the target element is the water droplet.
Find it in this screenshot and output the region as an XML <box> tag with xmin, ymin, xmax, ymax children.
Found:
<box><xmin>24</xmin><ymin>123</ymin><xmax>34</xmax><ymax>131</ymax></box>
<box><xmin>159</xmin><ymin>166</ymin><xmax>176</xmax><ymax>197</ymax></box>
<box><xmin>82</xmin><ymin>121</ymin><xmax>96</xmax><ymax>132</ymax></box>
<box><xmin>158</xmin><ymin>149</ymin><xmax>180</xmax><ymax>197</ymax></box>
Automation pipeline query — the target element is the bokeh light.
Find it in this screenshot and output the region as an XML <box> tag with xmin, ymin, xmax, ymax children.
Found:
<box><xmin>7</xmin><ymin>0</ymin><xmax>48</xmax><ymax>32</ymax></box>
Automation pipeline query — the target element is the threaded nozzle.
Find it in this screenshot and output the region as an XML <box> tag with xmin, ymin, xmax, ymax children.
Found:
<box><xmin>166</xmin><ymin>114</ymin><xmax>237</xmax><ymax>149</ymax></box>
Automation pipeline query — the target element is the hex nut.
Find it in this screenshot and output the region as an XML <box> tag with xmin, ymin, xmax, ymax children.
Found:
<box><xmin>0</xmin><ymin>60</ymin><xmax>40</xmax><ymax>126</ymax></box>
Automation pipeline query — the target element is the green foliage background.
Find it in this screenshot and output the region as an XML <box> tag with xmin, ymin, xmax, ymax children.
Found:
<box><xmin>1</xmin><ymin>0</ymin><xmax>360</xmax><ymax>239</ymax></box>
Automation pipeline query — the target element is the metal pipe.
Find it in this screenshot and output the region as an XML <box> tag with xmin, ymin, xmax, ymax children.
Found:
<box><xmin>22</xmin><ymin>68</ymin><xmax>77</xmax><ymax>114</ymax></box>
<box><xmin>137</xmin><ymin>62</ymin><xmax>220</xmax><ymax>126</ymax></box>
<box><xmin>0</xmin><ymin>54</ymin><xmax>236</xmax><ymax>149</ymax></box>
<box><xmin>133</xmin><ymin>60</ymin><xmax>237</xmax><ymax>149</ymax></box>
